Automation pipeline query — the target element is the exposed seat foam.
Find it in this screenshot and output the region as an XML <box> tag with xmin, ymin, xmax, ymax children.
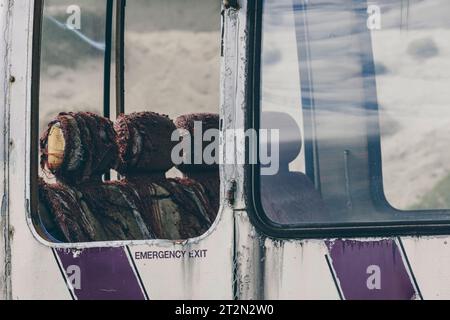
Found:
<box><xmin>40</xmin><ymin>112</ymin><xmax>119</xmax><ymax>184</ymax></box>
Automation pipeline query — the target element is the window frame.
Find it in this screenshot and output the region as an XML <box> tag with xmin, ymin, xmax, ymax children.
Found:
<box><xmin>29</xmin><ymin>0</ymin><xmax>226</xmax><ymax>248</ymax></box>
<box><xmin>246</xmin><ymin>0</ymin><xmax>450</xmax><ymax>240</ymax></box>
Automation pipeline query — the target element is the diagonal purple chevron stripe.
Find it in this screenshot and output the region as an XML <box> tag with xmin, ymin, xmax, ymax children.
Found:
<box><xmin>326</xmin><ymin>239</ymin><xmax>416</xmax><ymax>300</ymax></box>
<box><xmin>56</xmin><ymin>247</ymin><xmax>146</xmax><ymax>300</ymax></box>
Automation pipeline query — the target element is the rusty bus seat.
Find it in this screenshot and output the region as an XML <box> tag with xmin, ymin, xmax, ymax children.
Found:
<box><xmin>260</xmin><ymin>112</ymin><xmax>327</xmax><ymax>224</ymax></box>
<box><xmin>38</xmin><ymin>112</ymin><xmax>154</xmax><ymax>242</ymax></box>
<box><xmin>174</xmin><ymin>113</ymin><xmax>220</xmax><ymax>217</ymax></box>
<box><xmin>115</xmin><ymin>112</ymin><xmax>215</xmax><ymax>240</ymax></box>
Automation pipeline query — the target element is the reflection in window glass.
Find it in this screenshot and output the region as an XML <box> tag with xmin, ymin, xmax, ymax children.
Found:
<box><xmin>124</xmin><ymin>0</ymin><xmax>221</xmax><ymax>119</ymax></box>
<box><xmin>261</xmin><ymin>0</ymin><xmax>305</xmax><ymax>174</ymax></box>
<box><xmin>259</xmin><ymin>0</ymin><xmax>450</xmax><ymax>227</ymax></box>
<box><xmin>39</xmin><ymin>0</ymin><xmax>107</xmax><ymax>133</ymax></box>
<box><xmin>260</xmin><ymin>0</ymin><xmax>312</xmax><ymax>225</ymax></box>
<box><xmin>375</xmin><ymin>0</ymin><xmax>450</xmax><ymax>210</ymax></box>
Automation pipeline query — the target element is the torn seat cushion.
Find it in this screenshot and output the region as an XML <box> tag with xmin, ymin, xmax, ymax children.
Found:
<box><xmin>38</xmin><ymin>178</ymin><xmax>107</xmax><ymax>243</ymax></box>
<box><xmin>174</xmin><ymin>113</ymin><xmax>219</xmax><ymax>172</ymax></box>
<box><xmin>115</xmin><ymin>112</ymin><xmax>177</xmax><ymax>174</ymax></box>
<box><xmin>75</xmin><ymin>181</ymin><xmax>155</xmax><ymax>241</ymax></box>
<box><xmin>124</xmin><ymin>175</ymin><xmax>214</xmax><ymax>240</ymax></box>
<box><xmin>40</xmin><ymin>112</ymin><xmax>119</xmax><ymax>185</ymax></box>
<box><xmin>38</xmin><ymin>178</ymin><xmax>156</xmax><ymax>243</ymax></box>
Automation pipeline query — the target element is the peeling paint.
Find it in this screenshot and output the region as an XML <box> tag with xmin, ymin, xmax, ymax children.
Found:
<box><xmin>0</xmin><ymin>0</ymin><xmax>13</xmax><ymax>301</ymax></box>
<box><xmin>3</xmin><ymin>0</ymin><xmax>450</xmax><ymax>300</ymax></box>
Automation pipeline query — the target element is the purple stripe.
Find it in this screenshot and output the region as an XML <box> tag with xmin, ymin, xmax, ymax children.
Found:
<box><xmin>56</xmin><ymin>247</ymin><xmax>146</xmax><ymax>300</ymax></box>
<box><xmin>326</xmin><ymin>239</ymin><xmax>416</xmax><ymax>300</ymax></box>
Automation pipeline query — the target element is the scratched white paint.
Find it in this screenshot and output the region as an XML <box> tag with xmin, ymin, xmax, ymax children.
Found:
<box><xmin>221</xmin><ymin>1</ymin><xmax>266</xmax><ymax>301</ymax></box>
<box><xmin>222</xmin><ymin>3</ymin><xmax>247</xmax><ymax>211</ymax></box>
<box><xmin>401</xmin><ymin>237</ymin><xmax>450</xmax><ymax>300</ymax></box>
<box><xmin>4</xmin><ymin>0</ymin><xmax>450</xmax><ymax>301</ymax></box>
<box><xmin>6</xmin><ymin>0</ymin><xmax>70</xmax><ymax>300</ymax></box>
<box><xmin>129</xmin><ymin>207</ymin><xmax>234</xmax><ymax>300</ymax></box>
<box><xmin>5</xmin><ymin>0</ymin><xmax>235</xmax><ymax>300</ymax></box>
<box><xmin>263</xmin><ymin>239</ymin><xmax>340</xmax><ymax>300</ymax></box>
<box><xmin>0</xmin><ymin>0</ymin><xmax>11</xmax><ymax>300</ymax></box>
<box><xmin>235</xmin><ymin>211</ymin><xmax>264</xmax><ymax>300</ymax></box>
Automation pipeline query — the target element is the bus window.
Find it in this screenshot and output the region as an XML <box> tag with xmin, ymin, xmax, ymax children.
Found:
<box><xmin>255</xmin><ymin>0</ymin><xmax>450</xmax><ymax>231</ymax></box>
<box><xmin>33</xmin><ymin>0</ymin><xmax>222</xmax><ymax>243</ymax></box>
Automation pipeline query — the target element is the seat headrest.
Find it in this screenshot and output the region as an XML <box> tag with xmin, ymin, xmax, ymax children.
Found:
<box><xmin>175</xmin><ymin>113</ymin><xmax>219</xmax><ymax>134</ymax></box>
<box><xmin>115</xmin><ymin>112</ymin><xmax>177</xmax><ymax>174</ymax></box>
<box><xmin>40</xmin><ymin>112</ymin><xmax>119</xmax><ymax>184</ymax></box>
<box><xmin>261</xmin><ymin>112</ymin><xmax>302</xmax><ymax>167</ymax></box>
<box><xmin>174</xmin><ymin>113</ymin><xmax>220</xmax><ymax>172</ymax></box>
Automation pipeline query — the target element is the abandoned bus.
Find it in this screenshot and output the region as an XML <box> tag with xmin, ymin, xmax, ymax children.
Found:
<box><xmin>0</xmin><ymin>0</ymin><xmax>450</xmax><ymax>300</ymax></box>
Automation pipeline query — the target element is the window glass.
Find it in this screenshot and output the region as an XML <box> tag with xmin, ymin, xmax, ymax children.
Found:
<box><xmin>39</xmin><ymin>0</ymin><xmax>107</xmax><ymax>136</ymax></box>
<box><xmin>375</xmin><ymin>0</ymin><xmax>450</xmax><ymax>210</ymax></box>
<box><xmin>258</xmin><ymin>0</ymin><xmax>450</xmax><ymax>227</ymax></box>
<box><xmin>261</xmin><ymin>0</ymin><xmax>305</xmax><ymax>174</ymax></box>
<box><xmin>34</xmin><ymin>0</ymin><xmax>222</xmax><ymax>243</ymax></box>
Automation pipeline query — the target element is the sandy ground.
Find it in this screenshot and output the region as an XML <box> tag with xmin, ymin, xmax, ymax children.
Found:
<box><xmin>40</xmin><ymin>0</ymin><xmax>221</xmax><ymax>130</ymax></box>
<box><xmin>39</xmin><ymin>30</ymin><xmax>220</xmax><ymax>128</ymax></box>
<box><xmin>124</xmin><ymin>31</ymin><xmax>221</xmax><ymax>118</ymax></box>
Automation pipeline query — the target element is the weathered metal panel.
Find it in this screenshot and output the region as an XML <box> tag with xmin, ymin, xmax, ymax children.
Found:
<box><xmin>128</xmin><ymin>215</ymin><xmax>234</xmax><ymax>300</ymax></box>
<box><xmin>220</xmin><ymin>0</ymin><xmax>266</xmax><ymax>300</ymax></box>
<box><xmin>402</xmin><ymin>237</ymin><xmax>450</xmax><ymax>300</ymax></box>
<box><xmin>263</xmin><ymin>239</ymin><xmax>340</xmax><ymax>300</ymax></box>
<box><xmin>326</xmin><ymin>239</ymin><xmax>417</xmax><ymax>300</ymax></box>
<box><xmin>5</xmin><ymin>0</ymin><xmax>450</xmax><ymax>301</ymax></box>
<box><xmin>0</xmin><ymin>0</ymin><xmax>12</xmax><ymax>300</ymax></box>
<box><xmin>227</xmin><ymin>0</ymin><xmax>450</xmax><ymax>301</ymax></box>
<box><xmin>6</xmin><ymin>0</ymin><xmax>71</xmax><ymax>300</ymax></box>
<box><xmin>235</xmin><ymin>211</ymin><xmax>264</xmax><ymax>300</ymax></box>
<box><xmin>6</xmin><ymin>0</ymin><xmax>234</xmax><ymax>300</ymax></box>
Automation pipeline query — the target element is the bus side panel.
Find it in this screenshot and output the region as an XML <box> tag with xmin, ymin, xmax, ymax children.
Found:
<box><xmin>5</xmin><ymin>0</ymin><xmax>72</xmax><ymax>300</ymax></box>
<box><xmin>7</xmin><ymin>0</ymin><xmax>235</xmax><ymax>300</ymax></box>
<box><xmin>402</xmin><ymin>237</ymin><xmax>450</xmax><ymax>300</ymax></box>
<box><xmin>262</xmin><ymin>236</ymin><xmax>450</xmax><ymax>300</ymax></box>
<box><xmin>263</xmin><ymin>238</ymin><xmax>339</xmax><ymax>300</ymax></box>
<box><xmin>9</xmin><ymin>203</ymin><xmax>233</xmax><ymax>300</ymax></box>
<box><xmin>128</xmin><ymin>209</ymin><xmax>234</xmax><ymax>300</ymax></box>
<box><xmin>0</xmin><ymin>0</ymin><xmax>12</xmax><ymax>300</ymax></box>
<box><xmin>49</xmin><ymin>207</ymin><xmax>234</xmax><ymax>300</ymax></box>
